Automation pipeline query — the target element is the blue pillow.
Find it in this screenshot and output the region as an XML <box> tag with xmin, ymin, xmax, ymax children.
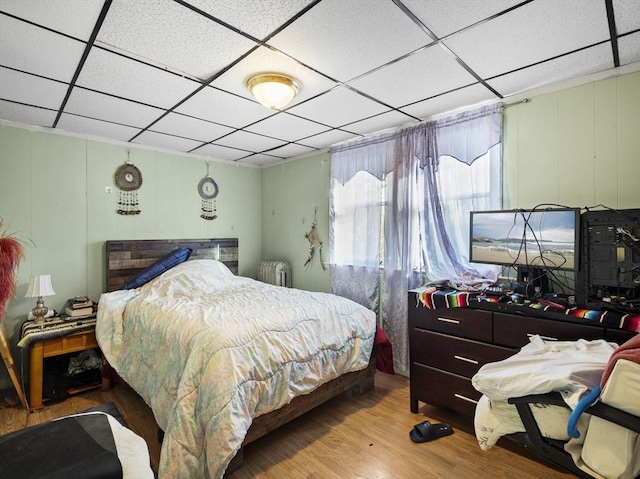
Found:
<box><xmin>121</xmin><ymin>247</ymin><xmax>192</xmax><ymax>289</ymax></box>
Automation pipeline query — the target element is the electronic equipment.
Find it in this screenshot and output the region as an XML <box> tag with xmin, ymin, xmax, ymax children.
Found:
<box><xmin>469</xmin><ymin>208</ymin><xmax>580</xmax><ymax>271</ymax></box>
<box><xmin>577</xmin><ymin>208</ymin><xmax>640</xmax><ymax>312</ymax></box>
<box><xmin>469</xmin><ymin>208</ymin><xmax>580</xmax><ymax>296</ymax></box>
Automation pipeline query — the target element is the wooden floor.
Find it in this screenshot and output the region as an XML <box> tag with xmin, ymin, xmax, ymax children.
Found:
<box><xmin>0</xmin><ymin>372</ymin><xmax>576</xmax><ymax>478</ymax></box>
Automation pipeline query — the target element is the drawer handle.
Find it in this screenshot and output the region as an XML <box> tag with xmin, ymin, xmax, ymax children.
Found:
<box><xmin>454</xmin><ymin>394</ymin><xmax>478</xmax><ymax>404</ymax></box>
<box><xmin>527</xmin><ymin>333</ymin><xmax>558</xmax><ymax>341</ymax></box>
<box><xmin>454</xmin><ymin>355</ymin><xmax>479</xmax><ymax>365</ymax></box>
<box><xmin>437</xmin><ymin>317</ymin><xmax>460</xmax><ymax>324</ymax></box>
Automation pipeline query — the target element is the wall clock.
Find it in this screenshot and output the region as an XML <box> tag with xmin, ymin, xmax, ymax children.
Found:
<box><xmin>114</xmin><ymin>162</ymin><xmax>142</xmax><ymax>215</ymax></box>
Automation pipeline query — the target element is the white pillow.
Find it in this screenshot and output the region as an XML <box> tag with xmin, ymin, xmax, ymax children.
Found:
<box><xmin>144</xmin><ymin>259</ymin><xmax>235</xmax><ymax>295</ymax></box>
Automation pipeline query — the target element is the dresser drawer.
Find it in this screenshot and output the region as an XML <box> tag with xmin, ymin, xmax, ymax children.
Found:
<box><xmin>42</xmin><ymin>330</ymin><xmax>99</xmax><ymax>357</ymax></box>
<box><xmin>410</xmin><ymin>363</ymin><xmax>481</xmax><ymax>417</ymax></box>
<box><xmin>408</xmin><ymin>305</ymin><xmax>492</xmax><ymax>342</ymax></box>
<box><xmin>607</xmin><ymin>328</ymin><xmax>637</xmax><ymax>346</ymax></box>
<box><xmin>411</xmin><ymin>330</ymin><xmax>515</xmax><ymax>378</ymax></box>
<box><xmin>493</xmin><ymin>313</ymin><xmax>604</xmax><ymax>348</ymax></box>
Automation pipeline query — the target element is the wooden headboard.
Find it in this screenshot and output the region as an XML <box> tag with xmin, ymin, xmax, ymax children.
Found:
<box><xmin>105</xmin><ymin>238</ymin><xmax>238</xmax><ymax>292</ymax></box>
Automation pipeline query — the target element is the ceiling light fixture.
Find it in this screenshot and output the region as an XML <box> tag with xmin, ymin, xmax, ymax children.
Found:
<box><xmin>246</xmin><ymin>73</ymin><xmax>300</xmax><ymax>110</ymax></box>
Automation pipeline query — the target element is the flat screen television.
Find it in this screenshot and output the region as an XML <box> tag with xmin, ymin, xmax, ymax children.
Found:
<box><xmin>469</xmin><ymin>208</ymin><xmax>581</xmax><ymax>272</ymax></box>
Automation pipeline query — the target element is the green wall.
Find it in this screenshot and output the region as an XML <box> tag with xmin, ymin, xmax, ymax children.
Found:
<box><xmin>261</xmin><ymin>152</ymin><xmax>331</xmax><ymax>293</ymax></box>
<box><xmin>0</xmin><ymin>127</ymin><xmax>262</xmax><ymax>389</ymax></box>
<box><xmin>503</xmin><ymin>71</ymin><xmax>640</xmax><ymax>208</ymax></box>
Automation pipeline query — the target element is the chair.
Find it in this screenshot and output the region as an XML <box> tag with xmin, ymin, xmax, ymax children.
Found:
<box><xmin>509</xmin><ymin>348</ymin><xmax>640</xmax><ymax>479</ymax></box>
<box><xmin>0</xmin><ymin>403</ymin><xmax>154</xmax><ymax>478</ymax></box>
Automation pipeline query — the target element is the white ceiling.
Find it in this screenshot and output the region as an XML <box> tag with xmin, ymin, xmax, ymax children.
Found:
<box><xmin>1</xmin><ymin>0</ymin><xmax>639</xmax><ymax>167</ymax></box>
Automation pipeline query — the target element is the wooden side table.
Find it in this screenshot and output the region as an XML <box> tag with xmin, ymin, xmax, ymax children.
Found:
<box><xmin>29</xmin><ymin>327</ymin><xmax>109</xmax><ymax>411</ymax></box>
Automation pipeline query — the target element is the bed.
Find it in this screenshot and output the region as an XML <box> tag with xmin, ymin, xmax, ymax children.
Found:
<box><xmin>97</xmin><ymin>238</ymin><xmax>377</xmax><ymax>479</ymax></box>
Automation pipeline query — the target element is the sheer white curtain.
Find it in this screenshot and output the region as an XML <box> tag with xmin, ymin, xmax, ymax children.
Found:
<box><xmin>330</xmin><ymin>105</ymin><xmax>503</xmax><ymax>373</ymax></box>
<box><xmin>330</xmin><ymin>134</ymin><xmax>395</xmax><ymax>313</ymax></box>
<box><xmin>417</xmin><ymin>105</ymin><xmax>503</xmax><ymax>282</ymax></box>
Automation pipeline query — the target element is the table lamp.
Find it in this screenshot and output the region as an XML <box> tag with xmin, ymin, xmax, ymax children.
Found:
<box><xmin>25</xmin><ymin>274</ymin><xmax>55</xmax><ymax>324</ymax></box>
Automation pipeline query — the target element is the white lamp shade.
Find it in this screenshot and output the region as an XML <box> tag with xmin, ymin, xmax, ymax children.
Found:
<box><xmin>247</xmin><ymin>73</ymin><xmax>300</xmax><ymax>110</ymax></box>
<box><xmin>25</xmin><ymin>274</ymin><xmax>55</xmax><ymax>298</ymax></box>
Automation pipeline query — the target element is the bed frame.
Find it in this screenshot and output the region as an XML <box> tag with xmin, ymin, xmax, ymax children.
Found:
<box><xmin>104</xmin><ymin>238</ymin><xmax>376</xmax><ymax>474</ymax></box>
<box><xmin>105</xmin><ymin>238</ymin><xmax>239</xmax><ymax>292</ymax></box>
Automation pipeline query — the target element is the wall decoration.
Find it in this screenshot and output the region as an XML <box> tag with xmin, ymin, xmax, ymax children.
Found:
<box><xmin>304</xmin><ymin>208</ymin><xmax>326</xmax><ymax>270</ymax></box>
<box><xmin>198</xmin><ymin>162</ymin><xmax>218</xmax><ymax>220</ymax></box>
<box><xmin>114</xmin><ymin>157</ymin><xmax>142</xmax><ymax>215</ymax></box>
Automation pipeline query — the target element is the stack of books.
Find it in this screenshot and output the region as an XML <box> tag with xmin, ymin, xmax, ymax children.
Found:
<box><xmin>63</xmin><ymin>296</ymin><xmax>96</xmax><ymax>320</ymax></box>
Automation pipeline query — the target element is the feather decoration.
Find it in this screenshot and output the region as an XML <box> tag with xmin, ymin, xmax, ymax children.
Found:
<box><xmin>0</xmin><ymin>219</ymin><xmax>24</xmax><ymax>321</ymax></box>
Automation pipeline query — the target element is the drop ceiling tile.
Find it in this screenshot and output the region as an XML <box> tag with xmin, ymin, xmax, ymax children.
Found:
<box><xmin>175</xmin><ymin>87</ymin><xmax>274</xmax><ymax>129</ymax></box>
<box><xmin>0</xmin><ymin>15</ymin><xmax>85</xmax><ymax>82</ymax></box>
<box><xmin>299</xmin><ymin>129</ymin><xmax>359</xmax><ymax>149</ymax></box>
<box><xmin>97</xmin><ymin>0</ymin><xmax>257</xmax><ymax>80</ymax></box>
<box><xmin>57</xmin><ymin>113</ymin><xmax>141</xmax><ymax>142</ymax></box>
<box><xmin>349</xmin><ymin>45</ymin><xmax>477</xmax><ymax>107</ymax></box>
<box><xmin>400</xmin><ymin>84</ymin><xmax>497</xmax><ymax>121</ymax></box>
<box><xmin>131</xmin><ymin>130</ymin><xmax>204</xmax><ymax>152</ymax></box>
<box><xmin>487</xmin><ymin>44</ymin><xmax>614</xmax><ymax>97</ymax></box>
<box><xmin>183</xmin><ymin>0</ymin><xmax>315</xmax><ymax>40</ymax></box>
<box><xmin>245</xmin><ymin>112</ymin><xmax>330</xmax><ymax>142</ymax></box>
<box><xmin>443</xmin><ymin>0</ymin><xmax>611</xmax><ymax>79</ymax></box>
<box><xmin>401</xmin><ymin>0</ymin><xmax>523</xmax><ymax>38</ymax></box>
<box><xmin>342</xmin><ymin>110</ymin><xmax>416</xmax><ymax>136</ymax></box>
<box><xmin>211</xmin><ymin>46</ymin><xmax>338</xmax><ymax>105</ymax></box>
<box><xmin>0</xmin><ymin>0</ymin><xmax>637</xmax><ymax>166</ymax></box>
<box><xmin>0</xmin><ymin>100</ymin><xmax>57</xmax><ymax>128</ymax></box>
<box><xmin>613</xmin><ymin>0</ymin><xmax>640</xmax><ymax>34</ymax></box>
<box><xmin>150</xmin><ymin>113</ymin><xmax>235</xmax><ymax>143</ymax></box>
<box><xmin>0</xmin><ymin>0</ymin><xmax>104</xmax><ymax>40</ymax></box>
<box><xmin>267</xmin><ymin>0</ymin><xmax>430</xmax><ymax>82</ymax></box>
<box><xmin>265</xmin><ymin>143</ymin><xmax>317</xmax><ymax>160</ymax></box>
<box><xmin>65</xmin><ymin>88</ymin><xmax>165</xmax><ymax>128</ymax></box>
<box><xmin>0</xmin><ymin>68</ymin><xmax>67</xmax><ymax>109</ymax></box>
<box><xmin>191</xmin><ymin>143</ymin><xmax>252</xmax><ymax>162</ymax></box>
<box><xmin>287</xmin><ymin>87</ymin><xmax>388</xmax><ymax>128</ymax></box>
<box><xmin>618</xmin><ymin>32</ymin><xmax>640</xmax><ymax>66</ymax></box>
<box><xmin>76</xmin><ymin>48</ymin><xmax>199</xmax><ymax>109</ymax></box>
<box><xmin>214</xmin><ymin>130</ymin><xmax>286</xmax><ymax>152</ymax></box>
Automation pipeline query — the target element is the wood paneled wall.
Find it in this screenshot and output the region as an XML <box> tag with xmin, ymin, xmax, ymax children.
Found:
<box><xmin>503</xmin><ymin>71</ymin><xmax>640</xmax><ymax>209</ymax></box>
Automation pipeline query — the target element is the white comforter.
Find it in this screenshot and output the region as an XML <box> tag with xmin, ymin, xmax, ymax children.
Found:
<box><xmin>96</xmin><ymin>260</ymin><xmax>376</xmax><ymax>479</ymax></box>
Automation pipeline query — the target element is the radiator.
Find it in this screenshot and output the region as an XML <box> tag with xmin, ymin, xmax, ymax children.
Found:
<box><xmin>257</xmin><ymin>261</ymin><xmax>291</xmax><ymax>287</ymax></box>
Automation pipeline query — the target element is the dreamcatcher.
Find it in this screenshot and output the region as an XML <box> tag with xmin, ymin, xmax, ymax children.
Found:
<box><xmin>304</xmin><ymin>208</ymin><xmax>326</xmax><ymax>270</ymax></box>
<box><xmin>114</xmin><ymin>155</ymin><xmax>142</xmax><ymax>215</ymax></box>
<box><xmin>198</xmin><ymin>162</ymin><xmax>219</xmax><ymax>220</ymax></box>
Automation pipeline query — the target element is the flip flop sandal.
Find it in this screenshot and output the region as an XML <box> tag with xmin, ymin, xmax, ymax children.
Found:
<box><xmin>409</xmin><ymin>420</ymin><xmax>454</xmax><ymax>443</ymax></box>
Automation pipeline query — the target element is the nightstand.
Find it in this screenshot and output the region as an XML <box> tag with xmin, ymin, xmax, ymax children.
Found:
<box><xmin>21</xmin><ymin>318</ymin><xmax>108</xmax><ymax>411</ymax></box>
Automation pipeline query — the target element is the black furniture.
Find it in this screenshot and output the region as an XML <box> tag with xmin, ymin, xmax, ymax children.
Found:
<box><xmin>408</xmin><ymin>292</ymin><xmax>638</xmax><ymax>418</ymax></box>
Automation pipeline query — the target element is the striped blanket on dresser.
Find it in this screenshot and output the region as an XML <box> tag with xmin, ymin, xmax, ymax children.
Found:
<box><xmin>416</xmin><ymin>287</ymin><xmax>473</xmax><ymax>309</ymax></box>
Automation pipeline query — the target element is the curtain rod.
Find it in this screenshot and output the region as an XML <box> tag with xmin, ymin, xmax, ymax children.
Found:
<box><xmin>503</xmin><ymin>98</ymin><xmax>531</xmax><ymax>108</ymax></box>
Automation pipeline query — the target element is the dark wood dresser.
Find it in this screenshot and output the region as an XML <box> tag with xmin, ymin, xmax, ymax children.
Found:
<box><xmin>408</xmin><ymin>292</ymin><xmax>638</xmax><ymax>418</ymax></box>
